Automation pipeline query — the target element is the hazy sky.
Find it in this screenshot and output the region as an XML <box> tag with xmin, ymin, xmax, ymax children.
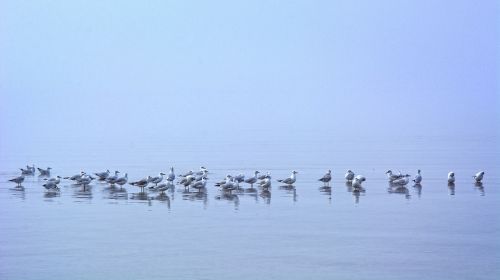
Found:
<box><xmin>0</xmin><ymin>0</ymin><xmax>498</xmax><ymax>154</ymax></box>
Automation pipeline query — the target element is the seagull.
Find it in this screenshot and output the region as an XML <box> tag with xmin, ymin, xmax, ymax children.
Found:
<box><xmin>44</xmin><ymin>176</ymin><xmax>62</xmax><ymax>185</ymax></box>
<box><xmin>149</xmin><ymin>172</ymin><xmax>166</xmax><ymax>186</ymax></box>
<box><xmin>258</xmin><ymin>177</ymin><xmax>271</xmax><ymax>190</ymax></box>
<box><xmin>20</xmin><ymin>165</ymin><xmax>35</xmax><ymax>175</ymax></box>
<box><xmin>180</xmin><ymin>170</ymin><xmax>193</xmax><ymax>177</ymax></box>
<box><xmin>194</xmin><ymin>170</ymin><xmax>208</xmax><ymax>181</ymax></box>
<box><xmin>318</xmin><ymin>170</ymin><xmax>332</xmax><ymax>186</ymax></box>
<box><xmin>352</xmin><ymin>175</ymin><xmax>366</xmax><ymax>189</ymax></box>
<box><xmin>448</xmin><ymin>172</ymin><xmax>455</xmax><ymax>183</ymax></box>
<box><xmin>9</xmin><ymin>175</ymin><xmax>25</xmax><ymax>186</ymax></box>
<box><xmin>345</xmin><ymin>170</ymin><xmax>355</xmax><ymax>181</ymax></box>
<box><xmin>166</xmin><ymin>167</ymin><xmax>175</xmax><ymax>182</ymax></box>
<box><xmin>115</xmin><ymin>173</ymin><xmax>128</xmax><ymax>188</ymax></box>
<box><xmin>413</xmin><ymin>170</ymin><xmax>422</xmax><ymax>184</ymax></box>
<box><xmin>195</xmin><ymin>166</ymin><xmax>208</xmax><ymax>176</ymax></box>
<box><xmin>258</xmin><ymin>172</ymin><xmax>271</xmax><ymax>180</ymax></box>
<box><xmin>215</xmin><ymin>175</ymin><xmax>232</xmax><ymax>187</ymax></box>
<box><xmin>28</xmin><ymin>164</ymin><xmax>36</xmax><ymax>173</ymax></box>
<box><xmin>94</xmin><ymin>170</ymin><xmax>110</xmax><ymax>180</ymax></box>
<box><xmin>277</xmin><ymin>171</ymin><xmax>298</xmax><ymax>185</ymax></box>
<box><xmin>37</xmin><ymin>167</ymin><xmax>52</xmax><ymax>176</ymax></box>
<box><xmin>473</xmin><ymin>171</ymin><xmax>484</xmax><ymax>183</ymax></box>
<box><xmin>180</xmin><ymin>175</ymin><xmax>195</xmax><ymax>189</ymax></box>
<box><xmin>129</xmin><ymin>177</ymin><xmax>149</xmax><ymax>192</ymax></box>
<box><xmin>234</xmin><ymin>173</ymin><xmax>245</xmax><ymax>183</ymax></box>
<box><xmin>43</xmin><ymin>181</ymin><xmax>60</xmax><ymax>191</ymax></box>
<box><xmin>244</xmin><ymin>171</ymin><xmax>260</xmax><ymax>187</ymax></box>
<box><xmin>106</xmin><ymin>171</ymin><xmax>120</xmax><ymax>185</ymax></box>
<box><xmin>156</xmin><ymin>182</ymin><xmax>173</xmax><ymax>193</ymax></box>
<box><xmin>191</xmin><ymin>178</ymin><xmax>207</xmax><ymax>192</ymax></box>
<box><xmin>385</xmin><ymin>170</ymin><xmax>404</xmax><ymax>182</ymax></box>
<box><xmin>64</xmin><ymin>171</ymin><xmax>85</xmax><ymax>181</ymax></box>
<box><xmin>78</xmin><ymin>174</ymin><xmax>93</xmax><ymax>187</ymax></box>
<box><xmin>392</xmin><ymin>174</ymin><xmax>411</xmax><ymax>185</ymax></box>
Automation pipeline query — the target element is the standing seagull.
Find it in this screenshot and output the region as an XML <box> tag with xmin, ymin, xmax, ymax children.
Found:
<box><xmin>130</xmin><ymin>177</ymin><xmax>149</xmax><ymax>192</ymax></box>
<box><xmin>106</xmin><ymin>171</ymin><xmax>120</xmax><ymax>185</ymax></box>
<box><xmin>9</xmin><ymin>175</ymin><xmax>25</xmax><ymax>186</ymax></box>
<box><xmin>244</xmin><ymin>171</ymin><xmax>260</xmax><ymax>188</ymax></box>
<box><xmin>94</xmin><ymin>170</ymin><xmax>110</xmax><ymax>180</ymax></box>
<box><xmin>413</xmin><ymin>170</ymin><xmax>422</xmax><ymax>184</ymax></box>
<box><xmin>37</xmin><ymin>167</ymin><xmax>52</xmax><ymax>176</ymax></box>
<box><xmin>385</xmin><ymin>170</ymin><xmax>403</xmax><ymax>182</ymax></box>
<box><xmin>318</xmin><ymin>170</ymin><xmax>332</xmax><ymax>186</ymax></box>
<box><xmin>352</xmin><ymin>175</ymin><xmax>366</xmax><ymax>189</ymax></box>
<box><xmin>473</xmin><ymin>171</ymin><xmax>485</xmax><ymax>183</ymax></box>
<box><xmin>166</xmin><ymin>167</ymin><xmax>175</xmax><ymax>182</ymax></box>
<box><xmin>391</xmin><ymin>174</ymin><xmax>411</xmax><ymax>186</ymax></box>
<box><xmin>448</xmin><ymin>172</ymin><xmax>455</xmax><ymax>183</ymax></box>
<box><xmin>115</xmin><ymin>173</ymin><xmax>128</xmax><ymax>189</ymax></box>
<box><xmin>149</xmin><ymin>172</ymin><xmax>166</xmax><ymax>187</ymax></box>
<box><xmin>277</xmin><ymin>171</ymin><xmax>298</xmax><ymax>185</ymax></box>
<box><xmin>345</xmin><ymin>170</ymin><xmax>355</xmax><ymax>182</ymax></box>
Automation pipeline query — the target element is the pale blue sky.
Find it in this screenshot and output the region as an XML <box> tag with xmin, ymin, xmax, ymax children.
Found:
<box><xmin>0</xmin><ymin>0</ymin><xmax>498</xmax><ymax>154</ymax></box>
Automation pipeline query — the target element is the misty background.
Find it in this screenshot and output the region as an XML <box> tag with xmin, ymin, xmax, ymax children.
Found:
<box><xmin>0</xmin><ymin>0</ymin><xmax>498</xmax><ymax>168</ymax></box>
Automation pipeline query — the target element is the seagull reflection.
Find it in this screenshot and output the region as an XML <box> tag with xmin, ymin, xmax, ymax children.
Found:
<box><xmin>44</xmin><ymin>191</ymin><xmax>60</xmax><ymax>199</ymax></box>
<box><xmin>215</xmin><ymin>193</ymin><xmax>240</xmax><ymax>210</ymax></box>
<box><xmin>448</xmin><ymin>182</ymin><xmax>455</xmax><ymax>195</ymax></box>
<box><xmin>353</xmin><ymin>188</ymin><xmax>365</xmax><ymax>204</ymax></box>
<box><xmin>388</xmin><ymin>185</ymin><xmax>411</xmax><ymax>200</ymax></box>
<box><xmin>183</xmin><ymin>191</ymin><xmax>208</xmax><ymax>208</ymax></box>
<box><xmin>72</xmin><ymin>185</ymin><xmax>93</xmax><ymax>201</ymax></box>
<box><xmin>153</xmin><ymin>193</ymin><xmax>171</xmax><ymax>209</ymax></box>
<box><xmin>474</xmin><ymin>182</ymin><xmax>485</xmax><ymax>196</ymax></box>
<box><xmin>130</xmin><ymin>192</ymin><xmax>150</xmax><ymax>201</ymax></box>
<box><xmin>260</xmin><ymin>189</ymin><xmax>271</xmax><ymax>204</ymax></box>
<box><xmin>319</xmin><ymin>186</ymin><xmax>332</xmax><ymax>202</ymax></box>
<box><xmin>9</xmin><ymin>186</ymin><xmax>25</xmax><ymax>200</ymax></box>
<box><xmin>345</xmin><ymin>181</ymin><xmax>353</xmax><ymax>192</ymax></box>
<box><xmin>104</xmin><ymin>187</ymin><xmax>128</xmax><ymax>200</ymax></box>
<box><xmin>412</xmin><ymin>183</ymin><xmax>422</xmax><ymax>198</ymax></box>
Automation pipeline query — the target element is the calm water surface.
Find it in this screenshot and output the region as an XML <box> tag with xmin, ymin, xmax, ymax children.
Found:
<box><xmin>0</xmin><ymin>133</ymin><xmax>498</xmax><ymax>280</ymax></box>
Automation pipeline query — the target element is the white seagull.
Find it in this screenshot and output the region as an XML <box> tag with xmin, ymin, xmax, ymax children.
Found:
<box><xmin>345</xmin><ymin>170</ymin><xmax>355</xmax><ymax>181</ymax></box>
<box><xmin>166</xmin><ymin>167</ymin><xmax>175</xmax><ymax>182</ymax></box>
<box><xmin>318</xmin><ymin>170</ymin><xmax>332</xmax><ymax>186</ymax></box>
<box><xmin>244</xmin><ymin>171</ymin><xmax>260</xmax><ymax>187</ymax></box>
<box><xmin>9</xmin><ymin>175</ymin><xmax>25</xmax><ymax>186</ymax></box>
<box><xmin>277</xmin><ymin>171</ymin><xmax>298</xmax><ymax>185</ymax></box>
<box><xmin>413</xmin><ymin>170</ymin><xmax>422</xmax><ymax>184</ymax></box>
<box><xmin>37</xmin><ymin>167</ymin><xmax>52</xmax><ymax>176</ymax></box>
<box><xmin>473</xmin><ymin>171</ymin><xmax>484</xmax><ymax>183</ymax></box>
<box><xmin>448</xmin><ymin>172</ymin><xmax>455</xmax><ymax>183</ymax></box>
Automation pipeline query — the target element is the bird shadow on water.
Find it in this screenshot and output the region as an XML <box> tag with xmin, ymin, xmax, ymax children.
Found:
<box><xmin>102</xmin><ymin>186</ymin><xmax>128</xmax><ymax>200</ymax></box>
<box><xmin>346</xmin><ymin>182</ymin><xmax>365</xmax><ymax>204</ymax></box>
<box><xmin>279</xmin><ymin>185</ymin><xmax>298</xmax><ymax>203</ymax></box>
<box><xmin>259</xmin><ymin>189</ymin><xmax>271</xmax><ymax>204</ymax></box>
<box><xmin>319</xmin><ymin>186</ymin><xmax>332</xmax><ymax>203</ymax></box>
<box><xmin>182</xmin><ymin>189</ymin><xmax>208</xmax><ymax>208</ymax></box>
<box><xmin>215</xmin><ymin>192</ymin><xmax>240</xmax><ymax>210</ymax></box>
<box><xmin>412</xmin><ymin>183</ymin><xmax>422</xmax><ymax>198</ymax></box>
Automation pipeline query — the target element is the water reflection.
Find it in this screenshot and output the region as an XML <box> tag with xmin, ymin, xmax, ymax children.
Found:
<box><xmin>9</xmin><ymin>186</ymin><xmax>26</xmax><ymax>200</ymax></box>
<box><xmin>448</xmin><ymin>182</ymin><xmax>455</xmax><ymax>195</ymax></box>
<box><xmin>260</xmin><ymin>189</ymin><xmax>271</xmax><ymax>204</ymax></box>
<box><xmin>72</xmin><ymin>184</ymin><xmax>93</xmax><ymax>201</ymax></box>
<box><xmin>215</xmin><ymin>192</ymin><xmax>240</xmax><ymax>210</ymax></box>
<box><xmin>388</xmin><ymin>184</ymin><xmax>411</xmax><ymax>200</ymax></box>
<box><xmin>412</xmin><ymin>183</ymin><xmax>422</xmax><ymax>198</ymax></box>
<box><xmin>474</xmin><ymin>182</ymin><xmax>485</xmax><ymax>196</ymax></box>
<box><xmin>319</xmin><ymin>186</ymin><xmax>332</xmax><ymax>203</ymax></box>
<box><xmin>182</xmin><ymin>189</ymin><xmax>208</xmax><ymax>208</ymax></box>
<box><xmin>153</xmin><ymin>193</ymin><xmax>171</xmax><ymax>209</ymax></box>
<box><xmin>103</xmin><ymin>186</ymin><xmax>128</xmax><ymax>200</ymax></box>
<box><xmin>44</xmin><ymin>190</ymin><xmax>61</xmax><ymax>199</ymax></box>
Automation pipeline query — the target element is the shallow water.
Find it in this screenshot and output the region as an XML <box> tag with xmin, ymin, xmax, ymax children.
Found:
<box><xmin>0</xmin><ymin>133</ymin><xmax>499</xmax><ymax>280</ymax></box>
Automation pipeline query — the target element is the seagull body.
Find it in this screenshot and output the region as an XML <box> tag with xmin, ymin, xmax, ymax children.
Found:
<box><xmin>345</xmin><ymin>170</ymin><xmax>355</xmax><ymax>181</ymax></box>
<box><xmin>259</xmin><ymin>177</ymin><xmax>271</xmax><ymax>189</ymax></box>
<box><xmin>473</xmin><ymin>171</ymin><xmax>484</xmax><ymax>183</ymax></box>
<box><xmin>352</xmin><ymin>175</ymin><xmax>366</xmax><ymax>188</ymax></box>
<box><xmin>180</xmin><ymin>170</ymin><xmax>193</xmax><ymax>177</ymax></box>
<box><xmin>194</xmin><ymin>170</ymin><xmax>208</xmax><ymax>181</ymax></box>
<box><xmin>166</xmin><ymin>167</ymin><xmax>175</xmax><ymax>182</ymax></box>
<box><xmin>106</xmin><ymin>171</ymin><xmax>120</xmax><ymax>184</ymax></box>
<box><xmin>9</xmin><ymin>175</ymin><xmax>25</xmax><ymax>186</ymax></box>
<box><xmin>258</xmin><ymin>172</ymin><xmax>271</xmax><ymax>180</ymax></box>
<box><xmin>195</xmin><ymin>167</ymin><xmax>208</xmax><ymax>176</ymax></box>
<box><xmin>65</xmin><ymin>172</ymin><xmax>85</xmax><ymax>181</ymax></box>
<box><xmin>385</xmin><ymin>170</ymin><xmax>404</xmax><ymax>182</ymax></box>
<box><xmin>318</xmin><ymin>170</ymin><xmax>332</xmax><ymax>185</ymax></box>
<box><xmin>156</xmin><ymin>182</ymin><xmax>173</xmax><ymax>193</ymax></box>
<box><xmin>43</xmin><ymin>181</ymin><xmax>59</xmax><ymax>191</ymax></box>
<box><xmin>448</xmin><ymin>172</ymin><xmax>455</xmax><ymax>183</ymax></box>
<box><xmin>78</xmin><ymin>174</ymin><xmax>93</xmax><ymax>187</ymax></box>
<box><xmin>130</xmin><ymin>177</ymin><xmax>149</xmax><ymax>192</ymax></box>
<box><xmin>94</xmin><ymin>170</ymin><xmax>110</xmax><ymax>180</ymax></box>
<box><xmin>191</xmin><ymin>178</ymin><xmax>207</xmax><ymax>192</ymax></box>
<box><xmin>45</xmin><ymin>176</ymin><xmax>62</xmax><ymax>185</ymax></box>
<box><xmin>413</xmin><ymin>170</ymin><xmax>422</xmax><ymax>184</ymax></box>
<box><xmin>392</xmin><ymin>174</ymin><xmax>411</xmax><ymax>185</ymax></box>
<box><xmin>20</xmin><ymin>165</ymin><xmax>35</xmax><ymax>175</ymax></box>
<box><xmin>38</xmin><ymin>167</ymin><xmax>52</xmax><ymax>176</ymax></box>
<box><xmin>277</xmin><ymin>171</ymin><xmax>298</xmax><ymax>185</ymax></box>
<box><xmin>115</xmin><ymin>173</ymin><xmax>128</xmax><ymax>188</ymax></box>
<box><xmin>149</xmin><ymin>172</ymin><xmax>165</xmax><ymax>186</ymax></box>
<box><xmin>234</xmin><ymin>174</ymin><xmax>245</xmax><ymax>183</ymax></box>
<box><xmin>244</xmin><ymin>171</ymin><xmax>260</xmax><ymax>187</ymax></box>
